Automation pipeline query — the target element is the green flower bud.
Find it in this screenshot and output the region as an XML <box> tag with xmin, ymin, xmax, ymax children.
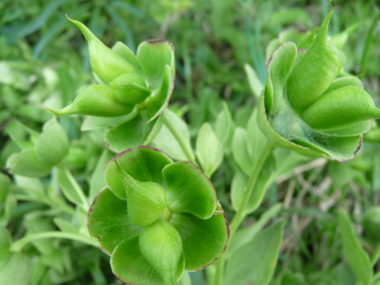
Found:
<box><xmin>44</xmin><ymin>19</ymin><xmax>176</xmax><ymax>152</ymax></box>
<box><xmin>257</xmin><ymin>9</ymin><xmax>380</xmax><ymax>162</ymax></box>
<box><xmin>89</xmin><ymin>147</ymin><xmax>229</xmax><ymax>284</ymax></box>
<box><xmin>45</xmin><ymin>85</ymin><xmax>134</xmax><ymax>117</ymax></box>
<box><xmin>67</xmin><ymin>16</ymin><xmax>136</xmax><ymax>84</ymax></box>
<box><xmin>110</xmin><ymin>72</ymin><xmax>151</xmax><ymax>104</ymax></box>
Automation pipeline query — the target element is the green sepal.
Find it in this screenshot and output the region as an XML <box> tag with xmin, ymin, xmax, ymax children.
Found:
<box><xmin>68</xmin><ymin>17</ymin><xmax>136</xmax><ymax>84</ymax></box>
<box><xmin>322</xmin><ymin>76</ymin><xmax>364</xmax><ymax>94</ymax></box>
<box><xmin>163</xmin><ymin>162</ymin><xmax>217</xmax><ymax>219</ymax></box>
<box><xmin>45</xmin><ymin>85</ymin><xmax>134</xmax><ymax>117</ymax></box>
<box><xmin>6</xmin><ymin>149</ymin><xmax>53</xmax><ymax>178</ymax></box>
<box><xmin>111</xmin><ymin>236</ymin><xmax>184</xmax><ymax>285</ymax></box>
<box><xmin>88</xmin><ymin>188</ymin><xmax>142</xmax><ymax>255</ymax></box>
<box><xmin>170</xmin><ymin>206</ymin><xmax>229</xmax><ymax>271</ymax></box>
<box><xmin>112</xmin><ymin>41</ymin><xmax>147</xmax><ymax>81</ymax></box>
<box><xmin>105</xmin><ymin>112</ymin><xmax>163</xmax><ymax>153</ymax></box>
<box><xmin>137</xmin><ymin>40</ymin><xmax>175</xmax><ymax>90</ymax></box>
<box><xmin>321</xmin><ymin>121</ymin><xmax>371</xmax><ymax>137</ymax></box>
<box><xmin>110</xmin><ymin>73</ymin><xmax>151</xmax><ymax>104</ymax></box>
<box><xmin>146</xmin><ymin>65</ymin><xmax>174</xmax><ymax>122</ymax></box>
<box><xmin>105</xmin><ymin>146</ymin><xmax>172</xmax><ymax>200</ymax></box>
<box><xmin>34</xmin><ymin>119</ymin><xmax>69</xmax><ymax>165</ymax></box>
<box><xmin>287</xmin><ymin>9</ymin><xmax>343</xmax><ymax>111</ymax></box>
<box><xmin>139</xmin><ymin>219</ymin><xmax>183</xmax><ymax>285</ymax></box>
<box><xmin>266</xmin><ymin>28</ymin><xmax>315</xmax><ymax>62</ymax></box>
<box><xmin>111</xmin><ymin>237</ymin><xmax>163</xmax><ymax>285</ymax></box>
<box><xmin>116</xmin><ymin>163</ymin><xmax>167</xmax><ymax>227</ymax></box>
<box><xmin>301</xmin><ymin>87</ymin><xmax>380</xmax><ymax>131</ymax></box>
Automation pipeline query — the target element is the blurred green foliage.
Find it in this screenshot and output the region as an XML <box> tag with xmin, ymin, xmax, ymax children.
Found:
<box><xmin>1</xmin><ymin>0</ymin><xmax>380</xmax><ymax>284</ymax></box>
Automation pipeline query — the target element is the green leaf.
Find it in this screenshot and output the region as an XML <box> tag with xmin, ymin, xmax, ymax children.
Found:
<box><xmin>151</xmin><ymin>110</ymin><xmax>194</xmax><ymax>161</ymax></box>
<box><xmin>81</xmin><ymin>112</ymin><xmax>136</xmax><ymax>131</ymax></box>
<box><xmin>287</xmin><ymin>9</ymin><xmax>343</xmax><ymax>111</ymax></box>
<box><xmin>105</xmin><ymin>146</ymin><xmax>172</xmax><ymax>200</ymax></box>
<box><xmin>196</xmin><ymin>123</ymin><xmax>222</xmax><ymax>177</ymax></box>
<box><xmin>268</xmin><ymin>43</ymin><xmax>297</xmax><ymax>114</ymax></box>
<box><xmin>178</xmin><ymin>271</ymin><xmax>192</xmax><ymax>285</ymax></box>
<box><xmin>170</xmin><ymin>208</ymin><xmax>229</xmax><ymax>271</ymax></box>
<box><xmin>68</xmin><ymin>17</ymin><xmax>136</xmax><ymax>84</ymax></box>
<box><xmin>226</xmin><ymin>203</ymin><xmax>282</xmax><ymax>258</ymax></box>
<box><xmin>301</xmin><ymin>86</ymin><xmax>380</xmax><ymax>131</ymax></box>
<box><xmin>163</xmin><ymin>162</ymin><xmax>217</xmax><ymax>219</ymax></box>
<box><xmin>338</xmin><ymin>210</ymin><xmax>372</xmax><ymax>285</ymax></box>
<box><xmin>244</xmin><ymin>64</ymin><xmax>263</xmax><ymax>99</ymax></box>
<box><xmin>140</xmin><ymin>219</ymin><xmax>183</xmax><ymax>285</ymax></box>
<box><xmin>231</xmin><ymin>154</ymin><xmax>276</xmax><ymax>214</ymax></box>
<box><xmin>223</xmin><ymin>221</ymin><xmax>284</xmax><ymax>285</ymax></box>
<box><xmin>7</xmin><ymin>149</ymin><xmax>53</xmax><ymax>178</ymax></box>
<box><xmin>56</xmin><ymin>165</ymin><xmax>88</xmax><ymax>209</ymax></box>
<box><xmin>45</xmin><ymin>85</ymin><xmax>134</xmax><ymax>117</ymax></box>
<box><xmin>89</xmin><ymin>149</ymin><xmax>115</xmax><ymax>202</ymax></box>
<box><xmin>116</xmin><ymin>162</ymin><xmax>166</xmax><ymax>227</ymax></box>
<box><xmin>110</xmin><ymin>72</ymin><xmax>151</xmax><ymax>104</ymax></box>
<box><xmin>53</xmin><ymin>218</ymin><xmax>80</xmax><ymax>234</ymax></box>
<box><xmin>0</xmin><ymin>228</ymin><xmax>33</xmax><ymax>285</ymax></box>
<box><xmin>146</xmin><ymin>65</ymin><xmax>174</xmax><ymax>122</ymax></box>
<box><xmin>5</xmin><ymin>194</ymin><xmax>17</xmax><ymax>222</ymax></box>
<box><xmin>214</xmin><ymin>102</ymin><xmax>234</xmax><ymax>150</ymax></box>
<box><xmin>35</xmin><ymin>119</ymin><xmax>69</xmax><ymax>165</ymax></box>
<box><xmin>231</xmin><ymin>128</ymin><xmax>252</xmax><ymax>175</ymax></box>
<box><xmin>0</xmin><ymin>173</ymin><xmax>11</xmax><ymax>204</ymax></box>
<box><xmin>88</xmin><ymin>188</ymin><xmax>142</xmax><ymax>255</ymax></box>
<box><xmin>361</xmin><ymin>207</ymin><xmax>380</xmax><ymax>245</ymax></box>
<box><xmin>5</xmin><ymin>120</ymin><xmax>38</xmax><ymax>149</ymax></box>
<box><xmin>111</xmin><ymin>237</ymin><xmax>164</xmax><ymax>285</ymax></box>
<box><xmin>247</xmin><ymin>109</ymin><xmax>269</xmax><ymax>170</ymax></box>
<box><xmin>370</xmin><ymin>272</ymin><xmax>380</xmax><ymax>285</ymax></box>
<box><xmin>137</xmin><ymin>40</ymin><xmax>175</xmax><ymax>90</ymax></box>
<box><xmin>105</xmin><ymin>112</ymin><xmax>163</xmax><ymax>153</ymax></box>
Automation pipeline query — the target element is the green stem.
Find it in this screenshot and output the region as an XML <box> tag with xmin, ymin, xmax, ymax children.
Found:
<box><xmin>162</xmin><ymin>114</ymin><xmax>197</xmax><ymax>165</ymax></box>
<box><xmin>213</xmin><ymin>143</ymin><xmax>274</xmax><ymax>285</ymax></box>
<box><xmin>11</xmin><ymin>231</ymin><xmax>98</xmax><ymax>252</ymax></box>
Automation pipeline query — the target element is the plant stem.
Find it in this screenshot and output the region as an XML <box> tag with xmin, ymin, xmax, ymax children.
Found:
<box><xmin>162</xmin><ymin>114</ymin><xmax>196</xmax><ymax>165</ymax></box>
<box><xmin>213</xmin><ymin>143</ymin><xmax>274</xmax><ymax>285</ymax></box>
<box><xmin>11</xmin><ymin>231</ymin><xmax>99</xmax><ymax>252</ymax></box>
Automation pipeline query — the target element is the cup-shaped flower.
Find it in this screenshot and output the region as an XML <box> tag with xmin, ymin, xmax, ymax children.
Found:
<box><xmin>45</xmin><ymin>18</ymin><xmax>175</xmax><ymax>152</ymax></box>
<box><xmin>88</xmin><ymin>146</ymin><xmax>229</xmax><ymax>285</ymax></box>
<box><xmin>257</xmin><ymin>9</ymin><xmax>380</xmax><ymax>162</ymax></box>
